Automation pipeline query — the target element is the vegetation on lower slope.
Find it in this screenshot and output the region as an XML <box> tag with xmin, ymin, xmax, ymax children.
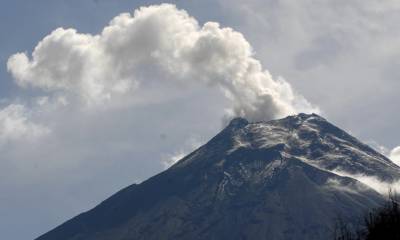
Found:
<box><xmin>334</xmin><ymin>192</ymin><xmax>400</xmax><ymax>240</ymax></box>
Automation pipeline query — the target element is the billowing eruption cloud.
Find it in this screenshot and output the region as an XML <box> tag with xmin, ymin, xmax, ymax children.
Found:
<box><xmin>7</xmin><ymin>4</ymin><xmax>316</xmax><ymax>121</ymax></box>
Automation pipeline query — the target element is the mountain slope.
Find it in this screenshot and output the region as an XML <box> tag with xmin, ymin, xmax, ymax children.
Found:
<box><xmin>36</xmin><ymin>113</ymin><xmax>400</xmax><ymax>240</ymax></box>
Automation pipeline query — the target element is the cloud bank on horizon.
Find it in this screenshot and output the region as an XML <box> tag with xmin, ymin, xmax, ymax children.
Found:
<box><xmin>7</xmin><ymin>4</ymin><xmax>317</xmax><ymax>125</ymax></box>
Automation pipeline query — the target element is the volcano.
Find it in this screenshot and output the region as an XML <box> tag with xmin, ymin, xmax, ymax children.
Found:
<box><xmin>36</xmin><ymin>113</ymin><xmax>400</xmax><ymax>240</ymax></box>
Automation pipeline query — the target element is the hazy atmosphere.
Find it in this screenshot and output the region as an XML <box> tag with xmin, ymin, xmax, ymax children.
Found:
<box><xmin>1</xmin><ymin>1</ymin><xmax>399</xmax><ymax>239</ymax></box>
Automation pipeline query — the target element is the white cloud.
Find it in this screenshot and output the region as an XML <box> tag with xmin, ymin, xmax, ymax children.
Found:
<box><xmin>332</xmin><ymin>169</ymin><xmax>400</xmax><ymax>196</ymax></box>
<box><xmin>162</xmin><ymin>136</ymin><xmax>203</xmax><ymax>168</ymax></box>
<box><xmin>0</xmin><ymin>104</ymin><xmax>49</xmax><ymax>146</ymax></box>
<box><xmin>325</xmin><ymin>178</ymin><xmax>364</xmax><ymax>195</ymax></box>
<box><xmin>7</xmin><ymin>4</ymin><xmax>317</xmax><ymax>121</ymax></box>
<box><xmin>390</xmin><ymin>146</ymin><xmax>400</xmax><ymax>166</ymax></box>
<box><xmin>163</xmin><ymin>151</ymin><xmax>186</xmax><ymax>169</ymax></box>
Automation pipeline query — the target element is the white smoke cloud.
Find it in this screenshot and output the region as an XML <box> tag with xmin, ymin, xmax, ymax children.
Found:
<box><xmin>390</xmin><ymin>146</ymin><xmax>400</xmax><ymax>166</ymax></box>
<box><xmin>7</xmin><ymin>4</ymin><xmax>317</xmax><ymax>121</ymax></box>
<box><xmin>0</xmin><ymin>104</ymin><xmax>49</xmax><ymax>146</ymax></box>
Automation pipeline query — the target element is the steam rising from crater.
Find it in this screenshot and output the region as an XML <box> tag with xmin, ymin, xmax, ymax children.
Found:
<box><xmin>7</xmin><ymin>4</ymin><xmax>317</xmax><ymax>121</ymax></box>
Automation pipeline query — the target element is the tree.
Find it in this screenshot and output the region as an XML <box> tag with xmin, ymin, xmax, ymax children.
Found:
<box><xmin>334</xmin><ymin>191</ymin><xmax>400</xmax><ymax>240</ymax></box>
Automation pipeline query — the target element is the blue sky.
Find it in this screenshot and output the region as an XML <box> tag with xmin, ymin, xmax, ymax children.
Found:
<box><xmin>1</xmin><ymin>1</ymin><xmax>400</xmax><ymax>239</ymax></box>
